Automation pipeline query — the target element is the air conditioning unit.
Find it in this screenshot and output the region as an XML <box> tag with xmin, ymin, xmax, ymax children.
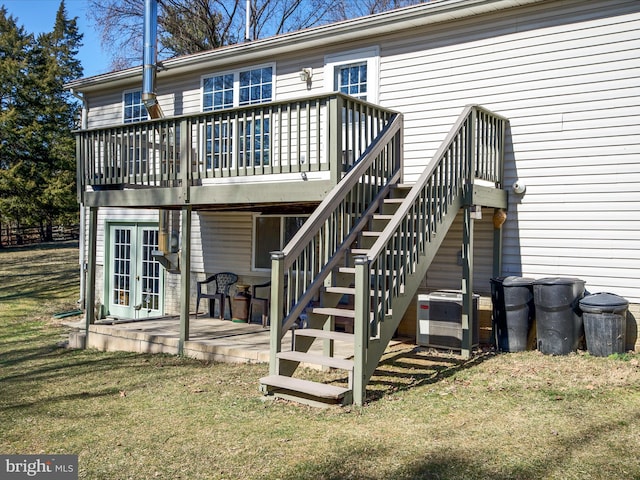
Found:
<box><xmin>417</xmin><ymin>291</ymin><xmax>479</xmax><ymax>349</ymax></box>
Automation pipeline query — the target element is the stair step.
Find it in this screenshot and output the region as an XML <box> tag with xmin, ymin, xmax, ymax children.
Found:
<box><xmin>325</xmin><ymin>286</ymin><xmax>381</xmax><ymax>298</ymax></box>
<box><xmin>360</xmin><ymin>231</ymin><xmax>382</xmax><ymax>237</ymax></box>
<box><xmin>294</xmin><ymin>328</ymin><xmax>354</xmax><ymax>343</ymax></box>
<box><xmin>310</xmin><ymin>307</ymin><xmax>355</xmax><ymax>318</ymax></box>
<box><xmin>325</xmin><ymin>286</ymin><xmax>355</xmax><ymax>295</ymax></box>
<box><xmin>260</xmin><ymin>375</ymin><xmax>350</xmax><ymax>401</ymax></box>
<box><xmin>278</xmin><ymin>351</ymin><xmax>354</xmax><ymax>370</ymax></box>
<box><xmin>384</xmin><ymin>197</ymin><xmax>405</xmax><ymax>204</ymax></box>
<box><xmin>372</xmin><ymin>214</ymin><xmax>394</xmax><ymax>220</ymax></box>
<box><xmin>337</xmin><ymin>266</ymin><xmax>387</xmax><ymax>275</ymax></box>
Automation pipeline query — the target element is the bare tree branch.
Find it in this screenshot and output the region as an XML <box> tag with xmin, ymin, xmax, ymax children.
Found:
<box><xmin>85</xmin><ymin>0</ymin><xmax>424</xmax><ymax>71</ymax></box>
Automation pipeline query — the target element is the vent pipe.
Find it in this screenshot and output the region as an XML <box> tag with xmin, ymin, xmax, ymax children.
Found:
<box><xmin>143</xmin><ymin>0</ymin><xmax>178</xmax><ymax>272</ymax></box>
<box><xmin>142</xmin><ymin>0</ymin><xmax>163</xmax><ymax>119</ymax></box>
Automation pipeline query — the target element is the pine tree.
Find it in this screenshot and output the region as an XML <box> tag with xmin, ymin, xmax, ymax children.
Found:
<box><xmin>30</xmin><ymin>0</ymin><xmax>84</xmax><ymax>239</ymax></box>
<box><xmin>0</xmin><ymin>7</ymin><xmax>35</xmax><ymax>243</ymax></box>
<box><xmin>0</xmin><ymin>1</ymin><xmax>83</xmax><ymax>243</ymax></box>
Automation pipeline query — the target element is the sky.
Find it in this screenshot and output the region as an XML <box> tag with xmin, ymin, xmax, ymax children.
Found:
<box><xmin>2</xmin><ymin>0</ymin><xmax>118</xmax><ymax>79</ymax></box>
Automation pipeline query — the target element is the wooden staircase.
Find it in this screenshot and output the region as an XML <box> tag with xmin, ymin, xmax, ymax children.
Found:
<box><xmin>261</xmin><ymin>106</ymin><xmax>508</xmax><ymax>407</ymax></box>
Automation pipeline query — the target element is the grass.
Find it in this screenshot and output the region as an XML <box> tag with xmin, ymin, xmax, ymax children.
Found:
<box><xmin>1</xmin><ymin>242</ymin><xmax>639</xmax><ymax>479</ymax></box>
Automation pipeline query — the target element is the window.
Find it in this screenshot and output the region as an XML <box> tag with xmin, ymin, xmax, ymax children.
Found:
<box><xmin>240</xmin><ymin>118</ymin><xmax>270</xmax><ymax>167</ymax></box>
<box><xmin>325</xmin><ymin>47</ymin><xmax>379</xmax><ymax>103</ymax></box>
<box><xmin>203</xmin><ymin>74</ymin><xmax>234</xmax><ymax>111</ymax></box>
<box><xmin>253</xmin><ymin>215</ymin><xmax>307</xmax><ymax>270</ymax></box>
<box><xmin>239</xmin><ymin>66</ymin><xmax>273</xmax><ymax>105</ymax></box>
<box><xmin>337</xmin><ymin>62</ymin><xmax>367</xmax><ymax>100</ymax></box>
<box><xmin>202</xmin><ymin>65</ymin><xmax>274</xmax><ymax>169</ymax></box>
<box><xmin>123</xmin><ymin>90</ymin><xmax>148</xmax><ymax>123</ymax></box>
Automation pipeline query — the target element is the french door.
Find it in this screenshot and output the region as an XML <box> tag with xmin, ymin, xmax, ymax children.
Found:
<box><xmin>108</xmin><ymin>223</ymin><xmax>163</xmax><ymax>318</ymax></box>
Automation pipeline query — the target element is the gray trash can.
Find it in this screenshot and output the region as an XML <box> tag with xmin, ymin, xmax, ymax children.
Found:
<box><xmin>533</xmin><ymin>277</ymin><xmax>585</xmax><ymax>355</ymax></box>
<box><xmin>579</xmin><ymin>293</ymin><xmax>628</xmax><ymax>357</ymax></box>
<box><xmin>491</xmin><ymin>276</ymin><xmax>535</xmax><ymax>352</ymax></box>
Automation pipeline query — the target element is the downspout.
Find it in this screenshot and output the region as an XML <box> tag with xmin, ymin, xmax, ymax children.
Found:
<box><xmin>143</xmin><ymin>0</ymin><xmax>179</xmax><ymax>272</ymax></box>
<box><xmin>70</xmin><ymin>87</ymin><xmax>88</xmax><ymax>308</ymax></box>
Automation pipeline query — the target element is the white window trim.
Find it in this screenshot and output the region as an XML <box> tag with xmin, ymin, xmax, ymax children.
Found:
<box><xmin>122</xmin><ymin>88</ymin><xmax>148</xmax><ymax>123</ymax></box>
<box><xmin>324</xmin><ymin>46</ymin><xmax>380</xmax><ymax>104</ymax></box>
<box><xmin>200</xmin><ymin>62</ymin><xmax>277</xmax><ymax>111</ymax></box>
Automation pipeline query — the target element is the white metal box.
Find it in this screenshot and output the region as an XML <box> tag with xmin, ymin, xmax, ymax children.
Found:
<box><xmin>417</xmin><ymin>291</ymin><xmax>479</xmax><ymax>349</ymax></box>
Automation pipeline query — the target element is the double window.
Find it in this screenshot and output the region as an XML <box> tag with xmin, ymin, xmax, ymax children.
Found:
<box><xmin>202</xmin><ymin>65</ymin><xmax>274</xmax><ymax>169</ymax></box>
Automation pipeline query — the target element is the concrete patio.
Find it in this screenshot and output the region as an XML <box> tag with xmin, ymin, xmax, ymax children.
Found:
<box><xmin>65</xmin><ymin>315</ymin><xmax>362</xmax><ymax>364</ymax></box>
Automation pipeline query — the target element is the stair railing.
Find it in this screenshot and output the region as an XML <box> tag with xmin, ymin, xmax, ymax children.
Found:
<box><xmin>351</xmin><ymin>105</ymin><xmax>507</xmax><ymax>398</ymax></box>
<box><xmin>269</xmin><ymin>111</ymin><xmax>403</xmax><ymax>363</ymax></box>
<box><xmin>368</xmin><ymin>105</ymin><xmax>507</xmax><ymax>328</ymax></box>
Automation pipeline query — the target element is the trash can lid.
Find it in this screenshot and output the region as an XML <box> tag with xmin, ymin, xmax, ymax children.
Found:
<box><xmin>533</xmin><ymin>276</ymin><xmax>585</xmax><ymax>286</ymax></box>
<box><xmin>579</xmin><ymin>292</ymin><xmax>629</xmax><ymax>310</ymax></box>
<box><xmin>503</xmin><ymin>276</ymin><xmax>535</xmax><ymax>287</ymax></box>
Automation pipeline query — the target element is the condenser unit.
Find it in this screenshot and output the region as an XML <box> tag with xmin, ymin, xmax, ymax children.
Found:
<box><xmin>417</xmin><ymin>291</ymin><xmax>479</xmax><ymax>349</ymax></box>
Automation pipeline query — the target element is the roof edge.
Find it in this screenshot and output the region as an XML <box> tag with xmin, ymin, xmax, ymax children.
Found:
<box><xmin>65</xmin><ymin>0</ymin><xmax>546</xmax><ymax>92</ymax></box>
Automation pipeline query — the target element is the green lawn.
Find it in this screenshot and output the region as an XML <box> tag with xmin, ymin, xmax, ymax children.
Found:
<box><xmin>1</xmin><ymin>242</ymin><xmax>639</xmax><ymax>479</ymax></box>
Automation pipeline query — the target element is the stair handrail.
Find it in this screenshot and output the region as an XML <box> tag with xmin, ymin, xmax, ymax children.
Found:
<box><xmin>271</xmin><ymin>112</ymin><xmax>404</xmax><ymax>339</ymax></box>
<box><xmin>362</xmin><ymin>105</ymin><xmax>508</xmax><ymax>336</ymax></box>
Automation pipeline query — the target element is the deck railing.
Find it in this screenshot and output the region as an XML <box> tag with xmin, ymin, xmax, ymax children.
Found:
<box><xmin>76</xmin><ymin>93</ymin><xmax>394</xmax><ymax>196</ymax></box>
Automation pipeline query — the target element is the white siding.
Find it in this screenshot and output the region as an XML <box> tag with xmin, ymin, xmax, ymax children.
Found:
<box><xmin>375</xmin><ymin>0</ymin><xmax>640</xmax><ymax>301</ymax></box>
<box><xmin>425</xmin><ymin>208</ymin><xmax>496</xmax><ymax>294</ymax></box>
<box><xmin>191</xmin><ymin>212</ymin><xmax>254</xmax><ymax>276</ymax></box>
<box><xmin>79</xmin><ymin>0</ymin><xmax>640</xmax><ymax>303</ymax></box>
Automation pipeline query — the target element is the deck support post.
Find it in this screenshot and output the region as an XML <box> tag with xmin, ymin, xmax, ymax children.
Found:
<box><xmin>269</xmin><ymin>252</ymin><xmax>285</xmax><ymax>376</ymax></box>
<box><xmin>461</xmin><ymin>204</ymin><xmax>475</xmax><ymax>360</ymax></box>
<box><xmin>178</xmin><ymin>206</ymin><xmax>192</xmax><ymax>355</ymax></box>
<box><xmin>84</xmin><ymin>206</ymin><xmax>99</xmax><ymax>344</ymax></box>
<box><xmin>353</xmin><ymin>255</ymin><xmax>370</xmax><ymax>406</ymax></box>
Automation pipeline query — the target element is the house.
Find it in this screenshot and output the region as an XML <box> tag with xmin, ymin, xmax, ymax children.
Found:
<box><xmin>65</xmin><ymin>0</ymin><xmax>640</xmax><ymax>406</ymax></box>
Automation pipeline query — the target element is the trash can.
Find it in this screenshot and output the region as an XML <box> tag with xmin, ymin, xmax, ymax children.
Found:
<box><xmin>579</xmin><ymin>293</ymin><xmax>628</xmax><ymax>357</ymax></box>
<box><xmin>533</xmin><ymin>277</ymin><xmax>585</xmax><ymax>355</ymax></box>
<box><xmin>491</xmin><ymin>276</ymin><xmax>535</xmax><ymax>352</ymax></box>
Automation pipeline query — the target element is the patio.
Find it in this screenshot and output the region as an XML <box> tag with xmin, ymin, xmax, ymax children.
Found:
<box><xmin>64</xmin><ymin>316</ymin><xmax>380</xmax><ymax>365</ymax></box>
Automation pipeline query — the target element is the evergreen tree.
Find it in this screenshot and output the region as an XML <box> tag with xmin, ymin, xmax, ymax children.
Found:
<box><xmin>30</xmin><ymin>0</ymin><xmax>84</xmax><ymax>239</ymax></box>
<box><xmin>0</xmin><ymin>7</ymin><xmax>34</xmax><ymax>242</ymax></box>
<box><xmin>0</xmin><ymin>1</ymin><xmax>83</xmax><ymax>243</ymax></box>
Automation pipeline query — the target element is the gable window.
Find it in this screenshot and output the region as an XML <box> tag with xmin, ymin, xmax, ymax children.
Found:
<box><xmin>202</xmin><ymin>65</ymin><xmax>274</xmax><ymax>169</ymax></box>
<box><xmin>123</xmin><ymin>90</ymin><xmax>148</xmax><ymax>123</ymax></box>
<box><xmin>253</xmin><ymin>215</ymin><xmax>307</xmax><ymax>270</ymax></box>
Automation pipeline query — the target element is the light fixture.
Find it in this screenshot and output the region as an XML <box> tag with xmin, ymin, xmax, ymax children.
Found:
<box><xmin>299</xmin><ymin>67</ymin><xmax>313</xmax><ymax>84</ymax></box>
<box><xmin>512</xmin><ymin>180</ymin><xmax>526</xmax><ymax>194</ymax></box>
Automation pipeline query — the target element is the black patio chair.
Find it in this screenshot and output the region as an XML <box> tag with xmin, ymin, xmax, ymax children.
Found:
<box><xmin>248</xmin><ymin>281</ymin><xmax>271</xmax><ymax>327</ymax></box>
<box><xmin>196</xmin><ymin>272</ymin><xmax>238</xmax><ymax>319</ymax></box>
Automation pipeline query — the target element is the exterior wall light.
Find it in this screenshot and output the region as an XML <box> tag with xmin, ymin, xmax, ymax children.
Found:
<box><xmin>299</xmin><ymin>68</ymin><xmax>313</xmax><ymax>86</ymax></box>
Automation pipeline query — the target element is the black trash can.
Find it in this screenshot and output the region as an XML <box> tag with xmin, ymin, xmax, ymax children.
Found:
<box><xmin>491</xmin><ymin>276</ymin><xmax>535</xmax><ymax>352</ymax></box>
<box><xmin>579</xmin><ymin>293</ymin><xmax>628</xmax><ymax>357</ymax></box>
<box><xmin>533</xmin><ymin>277</ymin><xmax>585</xmax><ymax>355</ymax></box>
